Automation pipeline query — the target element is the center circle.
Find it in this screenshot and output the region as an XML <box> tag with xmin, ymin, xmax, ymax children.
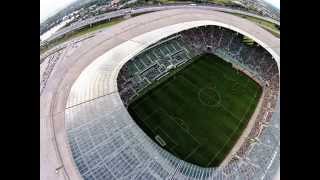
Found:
<box><xmin>198</xmin><ymin>87</ymin><xmax>221</xmax><ymax>107</ymax></box>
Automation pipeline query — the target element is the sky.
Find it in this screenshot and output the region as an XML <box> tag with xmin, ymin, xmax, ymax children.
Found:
<box><xmin>40</xmin><ymin>0</ymin><xmax>279</xmax><ymax>23</ymax></box>
<box><xmin>40</xmin><ymin>0</ymin><xmax>78</xmax><ymax>23</ymax></box>
<box><xmin>264</xmin><ymin>0</ymin><xmax>280</xmax><ymax>9</ymax></box>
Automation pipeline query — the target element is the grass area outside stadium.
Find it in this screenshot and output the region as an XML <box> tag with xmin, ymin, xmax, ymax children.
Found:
<box><xmin>128</xmin><ymin>53</ymin><xmax>262</xmax><ymax>167</ymax></box>
<box><xmin>232</xmin><ymin>13</ymin><xmax>280</xmax><ymax>38</ymax></box>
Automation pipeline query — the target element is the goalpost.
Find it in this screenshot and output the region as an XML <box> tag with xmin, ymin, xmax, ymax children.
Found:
<box><xmin>155</xmin><ymin>135</ymin><xmax>167</xmax><ymax>147</ymax></box>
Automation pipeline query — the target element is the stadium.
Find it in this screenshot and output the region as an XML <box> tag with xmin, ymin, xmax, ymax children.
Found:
<box><xmin>40</xmin><ymin>7</ymin><xmax>280</xmax><ymax>180</ymax></box>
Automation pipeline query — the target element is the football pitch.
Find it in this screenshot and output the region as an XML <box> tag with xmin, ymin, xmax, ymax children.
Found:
<box><xmin>128</xmin><ymin>53</ymin><xmax>262</xmax><ymax>167</ymax></box>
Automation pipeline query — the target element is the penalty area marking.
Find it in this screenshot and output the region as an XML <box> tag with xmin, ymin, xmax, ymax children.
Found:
<box><xmin>170</xmin><ymin>115</ymin><xmax>190</xmax><ymax>133</ymax></box>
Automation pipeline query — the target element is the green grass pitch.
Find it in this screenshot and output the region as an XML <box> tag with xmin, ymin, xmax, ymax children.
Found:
<box><xmin>128</xmin><ymin>53</ymin><xmax>262</xmax><ymax>167</ymax></box>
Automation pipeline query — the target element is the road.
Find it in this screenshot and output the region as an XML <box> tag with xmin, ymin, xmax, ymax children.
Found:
<box><xmin>45</xmin><ymin>4</ymin><xmax>280</xmax><ymax>43</ymax></box>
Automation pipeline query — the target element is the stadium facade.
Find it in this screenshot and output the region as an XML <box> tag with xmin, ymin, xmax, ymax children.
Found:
<box><xmin>40</xmin><ymin>8</ymin><xmax>280</xmax><ymax>180</ymax></box>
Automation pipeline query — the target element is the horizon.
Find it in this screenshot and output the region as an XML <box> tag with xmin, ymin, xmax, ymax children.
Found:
<box><xmin>40</xmin><ymin>0</ymin><xmax>280</xmax><ymax>23</ymax></box>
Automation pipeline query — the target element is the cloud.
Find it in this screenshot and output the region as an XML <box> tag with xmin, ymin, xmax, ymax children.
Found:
<box><xmin>40</xmin><ymin>0</ymin><xmax>78</xmax><ymax>22</ymax></box>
